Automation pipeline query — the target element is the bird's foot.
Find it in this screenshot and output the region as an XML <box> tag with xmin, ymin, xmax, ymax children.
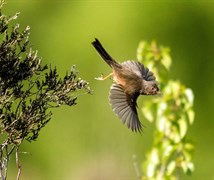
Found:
<box><xmin>95</xmin><ymin>73</ymin><xmax>113</xmax><ymax>81</ymax></box>
<box><xmin>95</xmin><ymin>74</ymin><xmax>104</xmax><ymax>80</ymax></box>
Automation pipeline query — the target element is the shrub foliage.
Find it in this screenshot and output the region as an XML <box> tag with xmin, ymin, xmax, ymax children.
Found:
<box><xmin>137</xmin><ymin>41</ymin><xmax>195</xmax><ymax>179</ymax></box>
<box><xmin>0</xmin><ymin>2</ymin><xmax>91</xmax><ymax>179</ymax></box>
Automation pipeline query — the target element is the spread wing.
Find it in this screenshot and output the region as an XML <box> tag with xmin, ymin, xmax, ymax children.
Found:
<box><xmin>109</xmin><ymin>84</ymin><xmax>142</xmax><ymax>133</ymax></box>
<box><xmin>120</xmin><ymin>60</ymin><xmax>156</xmax><ymax>81</ymax></box>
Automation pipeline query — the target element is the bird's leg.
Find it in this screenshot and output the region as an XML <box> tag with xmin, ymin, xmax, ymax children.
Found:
<box><xmin>95</xmin><ymin>73</ymin><xmax>113</xmax><ymax>81</ymax></box>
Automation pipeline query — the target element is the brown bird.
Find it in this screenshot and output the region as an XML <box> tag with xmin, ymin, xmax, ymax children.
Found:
<box><xmin>92</xmin><ymin>38</ymin><xmax>160</xmax><ymax>133</ymax></box>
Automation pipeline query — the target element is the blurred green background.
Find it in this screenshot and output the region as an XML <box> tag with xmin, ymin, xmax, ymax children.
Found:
<box><xmin>3</xmin><ymin>0</ymin><xmax>214</xmax><ymax>179</ymax></box>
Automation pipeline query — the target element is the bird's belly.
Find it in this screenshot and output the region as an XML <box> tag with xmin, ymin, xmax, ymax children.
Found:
<box><xmin>113</xmin><ymin>71</ymin><xmax>127</xmax><ymax>86</ymax></box>
<box><xmin>113</xmin><ymin>70</ymin><xmax>141</xmax><ymax>94</ymax></box>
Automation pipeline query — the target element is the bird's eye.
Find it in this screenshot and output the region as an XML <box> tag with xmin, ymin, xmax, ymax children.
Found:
<box><xmin>151</xmin><ymin>86</ymin><xmax>159</xmax><ymax>93</ymax></box>
<box><xmin>151</xmin><ymin>87</ymin><xmax>156</xmax><ymax>91</ymax></box>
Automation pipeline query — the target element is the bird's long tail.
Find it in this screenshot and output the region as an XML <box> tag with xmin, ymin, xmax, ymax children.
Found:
<box><xmin>92</xmin><ymin>38</ymin><xmax>119</xmax><ymax>68</ymax></box>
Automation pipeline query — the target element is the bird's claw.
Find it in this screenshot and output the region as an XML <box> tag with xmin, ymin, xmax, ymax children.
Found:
<box><xmin>95</xmin><ymin>74</ymin><xmax>104</xmax><ymax>81</ymax></box>
<box><xmin>95</xmin><ymin>73</ymin><xmax>113</xmax><ymax>81</ymax></box>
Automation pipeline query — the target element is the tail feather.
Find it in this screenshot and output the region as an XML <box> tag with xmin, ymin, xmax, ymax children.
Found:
<box><xmin>92</xmin><ymin>38</ymin><xmax>118</xmax><ymax>67</ymax></box>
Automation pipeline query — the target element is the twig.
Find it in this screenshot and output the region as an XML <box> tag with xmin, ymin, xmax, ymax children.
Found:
<box><xmin>132</xmin><ymin>154</ymin><xmax>141</xmax><ymax>179</ymax></box>
<box><xmin>15</xmin><ymin>147</ymin><xmax>21</xmax><ymax>180</ymax></box>
<box><xmin>0</xmin><ymin>149</ymin><xmax>5</xmax><ymax>180</ymax></box>
<box><xmin>3</xmin><ymin>145</ymin><xmax>8</xmax><ymax>180</ymax></box>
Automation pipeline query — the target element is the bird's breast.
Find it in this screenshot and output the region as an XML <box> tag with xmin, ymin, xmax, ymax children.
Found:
<box><xmin>112</xmin><ymin>69</ymin><xmax>142</xmax><ymax>95</ymax></box>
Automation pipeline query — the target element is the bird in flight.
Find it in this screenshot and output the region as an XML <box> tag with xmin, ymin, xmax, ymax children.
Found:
<box><xmin>92</xmin><ymin>38</ymin><xmax>160</xmax><ymax>133</ymax></box>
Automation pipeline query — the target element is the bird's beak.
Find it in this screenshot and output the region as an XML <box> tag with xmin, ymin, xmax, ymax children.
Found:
<box><xmin>156</xmin><ymin>91</ymin><xmax>162</xmax><ymax>96</ymax></box>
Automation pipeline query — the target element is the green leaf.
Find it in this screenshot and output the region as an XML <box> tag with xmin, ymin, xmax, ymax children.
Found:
<box><xmin>181</xmin><ymin>161</ymin><xmax>194</xmax><ymax>174</ymax></box>
<box><xmin>157</xmin><ymin>116</ymin><xmax>167</xmax><ymax>132</ymax></box>
<box><xmin>185</xmin><ymin>88</ymin><xmax>194</xmax><ymax>105</ymax></box>
<box><xmin>161</xmin><ymin>51</ymin><xmax>172</xmax><ymax>70</ymax></box>
<box><xmin>163</xmin><ymin>144</ymin><xmax>173</xmax><ymax>158</ymax></box>
<box><xmin>181</xmin><ymin>161</ymin><xmax>188</xmax><ymax>173</ymax></box>
<box><xmin>151</xmin><ymin>148</ymin><xmax>160</xmax><ymax>164</ymax></box>
<box><xmin>184</xmin><ymin>142</ymin><xmax>194</xmax><ymax>151</ymax></box>
<box><xmin>187</xmin><ymin>162</ymin><xmax>194</xmax><ymax>174</ymax></box>
<box><xmin>166</xmin><ymin>161</ymin><xmax>176</xmax><ymax>175</ymax></box>
<box><xmin>187</xmin><ymin>109</ymin><xmax>195</xmax><ymax>124</ymax></box>
<box><xmin>146</xmin><ymin>148</ymin><xmax>159</xmax><ymax>177</ymax></box>
<box><xmin>169</xmin><ymin>126</ymin><xmax>181</xmax><ymax>143</ymax></box>
<box><xmin>178</xmin><ymin>118</ymin><xmax>188</xmax><ymax>139</ymax></box>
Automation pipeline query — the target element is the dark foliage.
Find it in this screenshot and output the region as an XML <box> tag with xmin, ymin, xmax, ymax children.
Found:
<box><xmin>0</xmin><ymin>4</ymin><xmax>91</xmax><ymax>179</ymax></box>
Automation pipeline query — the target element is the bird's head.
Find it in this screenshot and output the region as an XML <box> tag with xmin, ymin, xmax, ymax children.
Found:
<box><xmin>140</xmin><ymin>80</ymin><xmax>160</xmax><ymax>95</ymax></box>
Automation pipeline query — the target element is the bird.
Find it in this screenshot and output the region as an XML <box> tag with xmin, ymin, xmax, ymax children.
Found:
<box><xmin>92</xmin><ymin>38</ymin><xmax>160</xmax><ymax>133</ymax></box>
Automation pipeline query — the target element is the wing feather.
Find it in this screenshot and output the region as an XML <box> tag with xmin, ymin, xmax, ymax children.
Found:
<box><xmin>109</xmin><ymin>84</ymin><xmax>142</xmax><ymax>133</ymax></box>
<box><xmin>121</xmin><ymin>60</ymin><xmax>156</xmax><ymax>81</ymax></box>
